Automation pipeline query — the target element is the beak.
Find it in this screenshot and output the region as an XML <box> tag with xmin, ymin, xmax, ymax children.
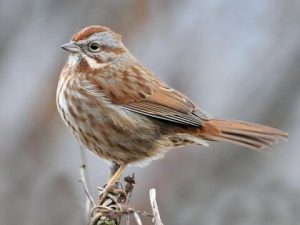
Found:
<box><xmin>60</xmin><ymin>41</ymin><xmax>80</xmax><ymax>53</ymax></box>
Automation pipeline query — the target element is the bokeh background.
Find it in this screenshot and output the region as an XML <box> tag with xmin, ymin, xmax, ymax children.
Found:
<box><xmin>1</xmin><ymin>0</ymin><xmax>299</xmax><ymax>225</ymax></box>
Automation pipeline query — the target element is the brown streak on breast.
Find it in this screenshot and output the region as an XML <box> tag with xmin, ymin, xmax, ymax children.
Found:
<box><xmin>68</xmin><ymin>104</ymin><xmax>77</xmax><ymax>118</ymax></box>
<box><xmin>101</xmin><ymin>129</ymin><xmax>113</xmax><ymax>146</ymax></box>
<box><xmin>131</xmin><ymin>65</ymin><xmax>142</xmax><ymax>77</ymax></box>
<box><xmin>89</xmin><ymin>77</ymin><xmax>104</xmax><ymax>90</ymax></box>
<box><xmin>63</xmin><ymin>91</ymin><xmax>70</xmax><ymax>102</ymax></box>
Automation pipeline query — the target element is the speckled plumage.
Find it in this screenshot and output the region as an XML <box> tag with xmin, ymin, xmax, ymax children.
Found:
<box><xmin>57</xmin><ymin>54</ymin><xmax>207</xmax><ymax>164</ymax></box>
<box><xmin>57</xmin><ymin>25</ymin><xmax>288</xmax><ymax>169</ymax></box>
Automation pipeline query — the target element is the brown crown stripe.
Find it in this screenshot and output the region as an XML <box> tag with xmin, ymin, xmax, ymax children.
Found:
<box><xmin>72</xmin><ymin>25</ymin><xmax>110</xmax><ymax>42</ymax></box>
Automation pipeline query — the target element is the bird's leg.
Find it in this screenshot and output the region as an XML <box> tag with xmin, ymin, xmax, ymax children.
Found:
<box><xmin>110</xmin><ymin>161</ymin><xmax>121</xmax><ymax>179</ymax></box>
<box><xmin>99</xmin><ymin>163</ymin><xmax>126</xmax><ymax>205</ymax></box>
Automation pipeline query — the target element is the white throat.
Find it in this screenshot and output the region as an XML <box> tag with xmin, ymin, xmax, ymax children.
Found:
<box><xmin>67</xmin><ymin>54</ymin><xmax>81</xmax><ymax>66</ymax></box>
<box><xmin>67</xmin><ymin>54</ymin><xmax>108</xmax><ymax>69</ymax></box>
<box><xmin>82</xmin><ymin>55</ymin><xmax>108</xmax><ymax>69</ymax></box>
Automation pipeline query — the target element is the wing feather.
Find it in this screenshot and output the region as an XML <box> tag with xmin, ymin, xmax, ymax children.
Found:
<box><xmin>81</xmin><ymin>66</ymin><xmax>211</xmax><ymax>126</ymax></box>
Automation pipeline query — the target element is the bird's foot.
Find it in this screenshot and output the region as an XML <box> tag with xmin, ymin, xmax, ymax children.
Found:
<box><xmin>98</xmin><ymin>183</ymin><xmax>115</xmax><ymax>205</ymax></box>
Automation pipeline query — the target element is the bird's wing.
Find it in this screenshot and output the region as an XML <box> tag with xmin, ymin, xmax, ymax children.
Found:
<box><xmin>81</xmin><ymin>68</ymin><xmax>211</xmax><ymax>126</ymax></box>
<box><xmin>122</xmin><ymin>85</ymin><xmax>211</xmax><ymax>126</ymax></box>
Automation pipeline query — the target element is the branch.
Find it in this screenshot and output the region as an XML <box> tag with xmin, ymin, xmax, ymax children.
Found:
<box><xmin>78</xmin><ymin>146</ymin><xmax>95</xmax><ymax>222</ymax></box>
<box><xmin>84</xmin><ymin>175</ymin><xmax>164</xmax><ymax>225</ymax></box>
<box><xmin>88</xmin><ymin>175</ymin><xmax>136</xmax><ymax>225</ymax></box>
<box><xmin>78</xmin><ymin>150</ymin><xmax>164</xmax><ymax>225</ymax></box>
<box><xmin>149</xmin><ymin>189</ymin><xmax>164</xmax><ymax>225</ymax></box>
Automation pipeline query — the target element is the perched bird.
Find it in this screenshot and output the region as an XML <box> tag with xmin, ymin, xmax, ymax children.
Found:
<box><xmin>57</xmin><ymin>25</ymin><xmax>288</xmax><ymax>191</ymax></box>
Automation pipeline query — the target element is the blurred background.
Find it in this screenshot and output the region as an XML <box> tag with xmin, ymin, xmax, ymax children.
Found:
<box><xmin>1</xmin><ymin>0</ymin><xmax>299</xmax><ymax>224</ymax></box>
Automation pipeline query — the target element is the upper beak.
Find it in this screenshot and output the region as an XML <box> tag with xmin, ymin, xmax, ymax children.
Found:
<box><xmin>60</xmin><ymin>41</ymin><xmax>80</xmax><ymax>53</ymax></box>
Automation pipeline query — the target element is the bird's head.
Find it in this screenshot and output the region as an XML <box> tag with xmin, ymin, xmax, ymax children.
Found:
<box><xmin>61</xmin><ymin>25</ymin><xmax>128</xmax><ymax>68</ymax></box>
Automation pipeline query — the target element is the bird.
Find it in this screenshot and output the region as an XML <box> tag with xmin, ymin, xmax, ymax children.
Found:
<box><xmin>57</xmin><ymin>25</ymin><xmax>288</xmax><ymax>194</ymax></box>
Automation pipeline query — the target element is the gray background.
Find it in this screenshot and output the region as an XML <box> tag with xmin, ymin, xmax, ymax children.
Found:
<box><xmin>1</xmin><ymin>0</ymin><xmax>299</xmax><ymax>224</ymax></box>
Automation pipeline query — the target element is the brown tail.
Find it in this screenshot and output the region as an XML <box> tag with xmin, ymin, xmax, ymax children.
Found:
<box><xmin>200</xmin><ymin>119</ymin><xmax>288</xmax><ymax>150</ymax></box>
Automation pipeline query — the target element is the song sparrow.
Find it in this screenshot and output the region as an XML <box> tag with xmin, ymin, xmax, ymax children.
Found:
<box><xmin>57</xmin><ymin>25</ymin><xmax>288</xmax><ymax>189</ymax></box>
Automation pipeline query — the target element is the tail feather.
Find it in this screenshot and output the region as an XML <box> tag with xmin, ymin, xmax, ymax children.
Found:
<box><xmin>200</xmin><ymin>119</ymin><xmax>288</xmax><ymax>150</ymax></box>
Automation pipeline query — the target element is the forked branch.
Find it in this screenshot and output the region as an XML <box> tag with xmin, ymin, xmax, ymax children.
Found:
<box><xmin>79</xmin><ymin>148</ymin><xmax>164</xmax><ymax>225</ymax></box>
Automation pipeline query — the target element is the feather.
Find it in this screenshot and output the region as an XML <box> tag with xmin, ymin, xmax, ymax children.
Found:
<box><xmin>200</xmin><ymin>119</ymin><xmax>288</xmax><ymax>150</ymax></box>
<box><xmin>83</xmin><ymin>64</ymin><xmax>212</xmax><ymax>126</ymax></box>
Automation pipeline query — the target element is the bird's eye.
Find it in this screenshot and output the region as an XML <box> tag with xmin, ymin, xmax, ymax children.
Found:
<box><xmin>88</xmin><ymin>42</ymin><xmax>101</xmax><ymax>52</ymax></box>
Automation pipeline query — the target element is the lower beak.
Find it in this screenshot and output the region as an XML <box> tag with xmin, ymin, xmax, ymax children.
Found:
<box><xmin>61</xmin><ymin>41</ymin><xmax>80</xmax><ymax>53</ymax></box>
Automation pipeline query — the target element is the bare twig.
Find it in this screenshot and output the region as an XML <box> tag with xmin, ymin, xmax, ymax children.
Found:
<box><xmin>78</xmin><ymin>165</ymin><xmax>163</xmax><ymax>225</ymax></box>
<box><xmin>79</xmin><ymin>164</ymin><xmax>96</xmax><ymax>206</ymax></box>
<box><xmin>126</xmin><ymin>214</ymin><xmax>130</xmax><ymax>225</ymax></box>
<box><xmin>79</xmin><ymin>146</ymin><xmax>95</xmax><ymax>221</ymax></box>
<box><xmin>85</xmin><ymin>177</ymin><xmax>166</xmax><ymax>225</ymax></box>
<box><xmin>133</xmin><ymin>211</ymin><xmax>143</xmax><ymax>225</ymax></box>
<box><xmin>149</xmin><ymin>189</ymin><xmax>164</xmax><ymax>225</ymax></box>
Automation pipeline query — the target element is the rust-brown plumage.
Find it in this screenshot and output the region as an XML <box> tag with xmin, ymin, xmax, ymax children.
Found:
<box><xmin>57</xmin><ymin>25</ymin><xmax>288</xmax><ymax>189</ymax></box>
